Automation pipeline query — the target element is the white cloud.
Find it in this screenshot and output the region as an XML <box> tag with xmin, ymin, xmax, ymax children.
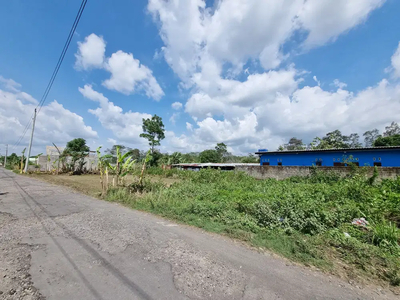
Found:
<box><xmin>298</xmin><ymin>0</ymin><xmax>386</xmax><ymax>48</ymax></box>
<box><xmin>169</xmin><ymin>112</ymin><xmax>180</xmax><ymax>124</ymax></box>
<box><xmin>75</xmin><ymin>34</ymin><xmax>164</xmax><ymax>101</ymax></box>
<box><xmin>186</xmin><ymin>68</ymin><xmax>298</xmax><ymax>119</ymax></box>
<box><xmin>390</xmin><ymin>42</ymin><xmax>400</xmax><ymax>78</ymax></box>
<box><xmin>0</xmin><ymin>77</ymin><xmax>38</xmax><ymax>104</ymax></box>
<box><xmin>171</xmin><ymin>101</ymin><xmax>183</xmax><ymax>110</ymax></box>
<box><xmin>103</xmin><ymin>51</ymin><xmax>164</xmax><ymax>100</ymax></box>
<box><xmin>186</xmin><ymin>122</ymin><xmax>193</xmax><ymax>131</ymax></box>
<box><xmin>333</xmin><ymin>79</ymin><xmax>347</xmax><ymax>89</ymax></box>
<box><xmin>148</xmin><ymin>0</ymin><xmax>385</xmax><ymax>80</ymax></box>
<box><xmin>313</xmin><ymin>75</ymin><xmax>320</xmax><ymax>86</ymax></box>
<box><xmin>0</xmin><ymin>76</ymin><xmax>22</xmax><ymax>92</ymax></box>
<box><xmin>0</xmin><ymin>79</ymin><xmax>97</xmax><ymax>153</ymax></box>
<box><xmin>75</xmin><ymin>33</ymin><xmax>106</xmax><ymax>70</ymax></box>
<box><xmin>107</xmin><ymin>138</ymin><xmax>117</xmax><ymax>145</ymax></box>
<box><xmin>79</xmin><ymin>85</ymin><xmax>151</xmax><ymax>145</ymax></box>
<box><xmin>78</xmin><ymin>84</ymin><xmax>108</xmax><ymax>104</ymax></box>
<box><xmin>147</xmin><ymin>0</ymin><xmax>393</xmax><ymax>154</ymax></box>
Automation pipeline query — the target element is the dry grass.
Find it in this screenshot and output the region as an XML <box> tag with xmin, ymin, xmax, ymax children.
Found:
<box><xmin>26</xmin><ymin>173</ymin><xmax>179</xmax><ymax>197</ymax></box>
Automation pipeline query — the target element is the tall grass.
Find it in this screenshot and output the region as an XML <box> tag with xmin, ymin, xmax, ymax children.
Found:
<box><xmin>106</xmin><ymin>168</ymin><xmax>400</xmax><ymax>285</ymax></box>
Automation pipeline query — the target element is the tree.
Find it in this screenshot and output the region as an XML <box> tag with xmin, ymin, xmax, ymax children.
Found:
<box><xmin>6</xmin><ymin>153</ymin><xmax>20</xmax><ymax>169</ymax></box>
<box><xmin>383</xmin><ymin>121</ymin><xmax>400</xmax><ymax>137</ymax></box>
<box><xmin>373</xmin><ymin>134</ymin><xmax>400</xmax><ymax>147</ymax></box>
<box><xmin>105</xmin><ymin>145</ymin><xmax>132</xmax><ymax>164</ymax></box>
<box><xmin>130</xmin><ymin>148</ymin><xmax>141</xmax><ymax>161</ymax></box>
<box><xmin>348</xmin><ymin>133</ymin><xmax>362</xmax><ymax>148</ymax></box>
<box><xmin>170</xmin><ymin>152</ymin><xmax>183</xmax><ymax>164</ymax></box>
<box><xmin>63</xmin><ymin>138</ymin><xmax>90</xmax><ymax>173</ymax></box>
<box><xmin>322</xmin><ymin>130</ymin><xmax>349</xmax><ymax>148</ymax></box>
<box><xmin>363</xmin><ymin>129</ymin><xmax>381</xmax><ymax>147</ymax></box>
<box><xmin>199</xmin><ymin>149</ymin><xmax>220</xmax><ymax>163</ymax></box>
<box><xmin>241</xmin><ymin>154</ymin><xmax>259</xmax><ymax>163</ymax></box>
<box><xmin>279</xmin><ymin>137</ymin><xmax>305</xmax><ymax>151</ymax></box>
<box><xmin>310</xmin><ymin>130</ymin><xmax>350</xmax><ymax>149</ymax></box>
<box><xmin>140</xmin><ymin>115</ymin><xmax>165</xmax><ymax>154</ymax></box>
<box><xmin>182</xmin><ymin>152</ymin><xmax>200</xmax><ymax>163</ymax></box>
<box><xmin>215</xmin><ymin>143</ymin><xmax>230</xmax><ymax>162</ymax></box>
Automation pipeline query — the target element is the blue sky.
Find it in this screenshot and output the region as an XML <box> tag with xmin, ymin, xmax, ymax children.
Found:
<box><xmin>1</xmin><ymin>0</ymin><xmax>400</xmax><ymax>155</ymax></box>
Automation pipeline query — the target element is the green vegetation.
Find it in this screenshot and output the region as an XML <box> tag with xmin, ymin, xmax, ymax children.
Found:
<box><xmin>63</xmin><ymin>138</ymin><xmax>90</xmax><ymax>173</ymax></box>
<box><xmin>279</xmin><ymin>121</ymin><xmax>400</xmax><ymax>150</ymax></box>
<box><xmin>140</xmin><ymin>114</ymin><xmax>166</xmax><ymax>155</ymax></box>
<box><xmin>105</xmin><ymin>168</ymin><xmax>400</xmax><ymax>286</ymax></box>
<box><xmin>374</xmin><ymin>134</ymin><xmax>400</xmax><ymax>147</ymax></box>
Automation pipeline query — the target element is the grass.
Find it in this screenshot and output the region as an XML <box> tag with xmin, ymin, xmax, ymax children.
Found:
<box><xmin>26</xmin><ymin>168</ymin><xmax>400</xmax><ymax>289</ymax></box>
<box><xmin>26</xmin><ymin>172</ymin><xmax>180</xmax><ymax>197</ymax></box>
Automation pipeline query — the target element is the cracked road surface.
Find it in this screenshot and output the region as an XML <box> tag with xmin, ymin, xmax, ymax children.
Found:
<box><xmin>0</xmin><ymin>169</ymin><xmax>396</xmax><ymax>299</ymax></box>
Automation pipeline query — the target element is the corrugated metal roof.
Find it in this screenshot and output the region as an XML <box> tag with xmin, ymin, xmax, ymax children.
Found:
<box><xmin>255</xmin><ymin>146</ymin><xmax>400</xmax><ymax>155</ymax></box>
<box><xmin>172</xmin><ymin>163</ymin><xmax>259</xmax><ymax>167</ymax></box>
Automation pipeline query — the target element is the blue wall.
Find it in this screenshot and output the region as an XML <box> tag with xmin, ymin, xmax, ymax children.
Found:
<box><xmin>259</xmin><ymin>149</ymin><xmax>400</xmax><ymax>167</ymax></box>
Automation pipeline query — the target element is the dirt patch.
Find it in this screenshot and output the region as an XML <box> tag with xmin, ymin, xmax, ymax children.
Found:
<box><xmin>26</xmin><ymin>173</ymin><xmax>180</xmax><ymax>197</ymax></box>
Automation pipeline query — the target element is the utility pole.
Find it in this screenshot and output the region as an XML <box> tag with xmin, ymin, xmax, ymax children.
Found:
<box><xmin>24</xmin><ymin>109</ymin><xmax>37</xmax><ymax>173</ymax></box>
<box><xmin>4</xmin><ymin>144</ymin><xmax>7</xmax><ymax>167</ymax></box>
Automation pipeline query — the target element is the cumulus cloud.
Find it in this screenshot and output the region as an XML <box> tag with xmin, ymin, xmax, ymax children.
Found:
<box><xmin>0</xmin><ymin>76</ymin><xmax>22</xmax><ymax>92</ymax></box>
<box><xmin>0</xmin><ymin>78</ymin><xmax>97</xmax><ymax>153</ymax></box>
<box><xmin>298</xmin><ymin>0</ymin><xmax>386</xmax><ymax>48</ymax></box>
<box><xmin>79</xmin><ymin>85</ymin><xmax>151</xmax><ymax>144</ymax></box>
<box><xmin>333</xmin><ymin>79</ymin><xmax>347</xmax><ymax>89</ymax></box>
<box><xmin>75</xmin><ymin>34</ymin><xmax>164</xmax><ymax>101</ymax></box>
<box><xmin>103</xmin><ymin>51</ymin><xmax>164</xmax><ymax>100</ymax></box>
<box><xmin>107</xmin><ymin>138</ymin><xmax>117</xmax><ymax>145</ymax></box>
<box><xmin>148</xmin><ymin>0</ymin><xmax>385</xmax><ymax>78</ymax></box>
<box><xmin>390</xmin><ymin>42</ymin><xmax>400</xmax><ymax>78</ymax></box>
<box><xmin>147</xmin><ymin>0</ymin><xmax>397</xmax><ymax>154</ymax></box>
<box><xmin>186</xmin><ymin>122</ymin><xmax>193</xmax><ymax>131</ymax></box>
<box><xmin>75</xmin><ymin>33</ymin><xmax>106</xmax><ymax>70</ymax></box>
<box><xmin>171</xmin><ymin>102</ymin><xmax>183</xmax><ymax>110</ymax></box>
<box><xmin>169</xmin><ymin>112</ymin><xmax>180</xmax><ymax>124</ymax></box>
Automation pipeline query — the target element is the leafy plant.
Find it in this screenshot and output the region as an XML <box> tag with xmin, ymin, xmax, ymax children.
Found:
<box><xmin>370</xmin><ymin>221</ymin><xmax>400</xmax><ymax>248</ymax></box>
<box><xmin>105</xmin><ymin>168</ymin><xmax>400</xmax><ymax>286</ymax></box>
<box><xmin>140</xmin><ymin>114</ymin><xmax>165</xmax><ymax>155</ymax></box>
<box><xmin>63</xmin><ymin>138</ymin><xmax>90</xmax><ymax>174</ymax></box>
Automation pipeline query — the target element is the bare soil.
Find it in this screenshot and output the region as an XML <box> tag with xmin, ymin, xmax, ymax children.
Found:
<box><xmin>25</xmin><ymin>173</ymin><xmax>179</xmax><ymax>197</ymax></box>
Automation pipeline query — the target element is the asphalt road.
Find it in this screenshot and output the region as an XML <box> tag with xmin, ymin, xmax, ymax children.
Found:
<box><xmin>0</xmin><ymin>168</ymin><xmax>396</xmax><ymax>300</ymax></box>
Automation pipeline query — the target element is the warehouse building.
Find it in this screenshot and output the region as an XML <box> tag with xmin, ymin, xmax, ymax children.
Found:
<box><xmin>256</xmin><ymin>146</ymin><xmax>400</xmax><ymax>167</ymax></box>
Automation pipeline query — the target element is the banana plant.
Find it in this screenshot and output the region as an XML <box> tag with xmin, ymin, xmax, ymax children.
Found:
<box><xmin>96</xmin><ymin>146</ymin><xmax>113</xmax><ymax>195</ymax></box>
<box><xmin>98</xmin><ymin>146</ymin><xmax>136</xmax><ymax>187</ymax></box>
<box><xmin>114</xmin><ymin>146</ymin><xmax>136</xmax><ymax>185</ymax></box>
<box><xmin>20</xmin><ymin>148</ymin><xmax>26</xmax><ymax>173</ymax></box>
<box><xmin>139</xmin><ymin>150</ymin><xmax>152</xmax><ymax>186</ymax></box>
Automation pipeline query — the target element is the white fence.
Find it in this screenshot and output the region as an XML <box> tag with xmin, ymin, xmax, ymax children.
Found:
<box><xmin>28</xmin><ymin>155</ymin><xmax>98</xmax><ymax>172</ymax></box>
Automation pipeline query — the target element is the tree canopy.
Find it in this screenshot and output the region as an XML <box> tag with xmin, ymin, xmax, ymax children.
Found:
<box><xmin>140</xmin><ymin>114</ymin><xmax>165</xmax><ymax>153</ymax></box>
<box><xmin>383</xmin><ymin>122</ymin><xmax>400</xmax><ymax>137</ymax></box>
<box><xmin>64</xmin><ymin>138</ymin><xmax>89</xmax><ymax>154</ymax></box>
<box><xmin>63</xmin><ymin>138</ymin><xmax>90</xmax><ymax>173</ymax></box>
<box><xmin>363</xmin><ymin>129</ymin><xmax>381</xmax><ymax>147</ymax></box>
<box><xmin>199</xmin><ymin>149</ymin><xmax>221</xmax><ymax>163</ymax></box>
<box><xmin>373</xmin><ymin>134</ymin><xmax>400</xmax><ymax>147</ymax></box>
<box><xmin>278</xmin><ymin>137</ymin><xmax>305</xmax><ymax>151</ymax></box>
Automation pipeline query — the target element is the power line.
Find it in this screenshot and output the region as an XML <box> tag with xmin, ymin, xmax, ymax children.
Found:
<box><xmin>12</xmin><ymin>0</ymin><xmax>88</xmax><ymax>151</ymax></box>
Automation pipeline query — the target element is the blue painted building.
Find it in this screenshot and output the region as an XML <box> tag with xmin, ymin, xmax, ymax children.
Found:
<box><xmin>255</xmin><ymin>146</ymin><xmax>400</xmax><ymax>167</ymax></box>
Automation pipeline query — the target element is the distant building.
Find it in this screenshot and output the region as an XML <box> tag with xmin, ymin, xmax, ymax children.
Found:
<box><xmin>172</xmin><ymin>163</ymin><xmax>259</xmax><ymax>171</ymax></box>
<box><xmin>256</xmin><ymin>146</ymin><xmax>400</xmax><ymax>167</ymax></box>
<box><xmin>46</xmin><ymin>146</ymin><xmax>65</xmax><ymax>156</ymax></box>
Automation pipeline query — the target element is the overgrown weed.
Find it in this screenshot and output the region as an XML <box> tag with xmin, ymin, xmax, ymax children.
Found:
<box><xmin>105</xmin><ymin>168</ymin><xmax>400</xmax><ymax>286</ymax></box>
